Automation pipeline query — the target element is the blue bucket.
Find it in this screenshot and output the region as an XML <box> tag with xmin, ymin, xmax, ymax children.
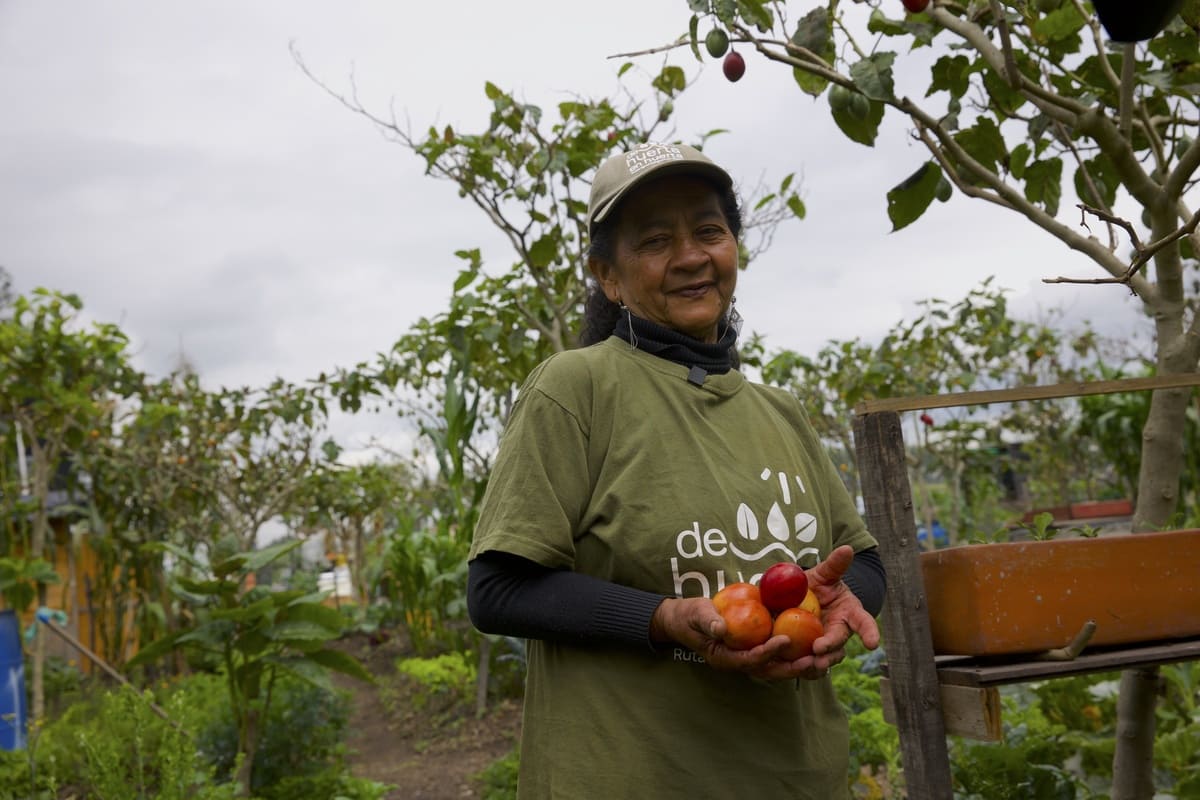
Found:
<box><xmin>0</xmin><ymin>610</ymin><xmax>27</xmax><ymax>750</ymax></box>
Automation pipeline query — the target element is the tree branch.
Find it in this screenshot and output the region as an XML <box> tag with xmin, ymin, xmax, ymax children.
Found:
<box><xmin>1043</xmin><ymin>205</ymin><xmax>1198</xmax><ymax>290</ymax></box>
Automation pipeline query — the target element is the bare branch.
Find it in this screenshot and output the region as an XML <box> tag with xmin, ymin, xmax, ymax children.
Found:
<box><xmin>1044</xmin><ymin>205</ymin><xmax>1200</xmax><ymax>289</ymax></box>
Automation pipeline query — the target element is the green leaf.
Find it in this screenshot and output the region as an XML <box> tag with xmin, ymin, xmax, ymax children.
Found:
<box><xmin>850</xmin><ymin>52</ymin><xmax>897</xmax><ymax>101</ymax></box>
<box><xmin>271</xmin><ymin>656</ymin><xmax>334</xmax><ymax>693</ymax></box>
<box><xmin>306</xmin><ymin>648</ymin><xmax>374</xmax><ymax>683</ymax></box>
<box><xmin>737</xmin><ymin>0</ymin><xmax>773</xmax><ymax>31</ymax></box>
<box><xmin>175</xmin><ymin>576</ymin><xmax>235</xmax><ymax>597</ymax></box>
<box><xmin>651</xmin><ymin>65</ymin><xmax>687</xmax><ymax>97</ymax></box>
<box><xmin>483</xmin><ymin>82</ymin><xmax>502</xmax><ymax>101</ymax></box>
<box><xmin>1033</xmin><ymin>3</ymin><xmax>1086</xmax><ymax>42</ymax></box>
<box><xmin>830</xmin><ymin>96</ymin><xmax>886</xmax><ymax>147</ymax></box>
<box><xmin>1023</xmin><ymin>158</ymin><xmax>1063</xmax><ymax>216</ymax></box>
<box><xmin>689</xmin><ymin>15</ymin><xmax>701</xmax><ymax>61</ymax></box>
<box><xmin>791</xmin><ymin>7</ymin><xmax>830</xmax><ymax>53</ymax></box>
<box><xmin>242</xmin><ymin>539</ymin><xmax>303</xmax><ymax>573</ymax></box>
<box><xmin>1009</xmin><ymin>143</ymin><xmax>1031</xmax><ymax>179</ymax></box>
<box><xmin>280</xmin><ymin>601</ymin><xmax>348</xmax><ymax>633</ymax></box>
<box><xmin>266</xmin><ymin>619</ymin><xmax>340</xmax><ymax>645</ymax></box>
<box><xmin>528</xmin><ymin>233</ymin><xmax>558</xmax><ymax>269</ymax></box>
<box><xmin>452</xmin><ymin>270</ymin><xmax>477</xmax><ymax>292</ymax></box>
<box><xmin>954</xmin><ymin>116</ymin><xmax>1007</xmax><ymax>178</ymax></box>
<box><xmin>867</xmin><ymin>9</ymin><xmax>908</xmax><ymax>37</ymax></box>
<box><xmin>787</xmin><ymin>195</ymin><xmax>807</xmax><ymax>219</ymax></box>
<box><xmin>928</xmin><ymin>55</ymin><xmax>972</xmax><ymax>99</ymax></box>
<box><xmin>1073</xmin><ymin>154</ymin><xmax>1118</xmax><ymax>209</ymax></box>
<box><xmin>209</xmin><ymin>596</ymin><xmax>275</xmax><ymax>623</ymax></box>
<box><xmin>887</xmin><ymin>161</ymin><xmax>943</xmax><ymax>231</ymax></box>
<box><xmin>793</xmin><ymin>67</ymin><xmax>829</xmax><ymax>97</ymax></box>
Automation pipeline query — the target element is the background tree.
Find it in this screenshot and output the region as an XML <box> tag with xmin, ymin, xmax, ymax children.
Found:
<box><xmin>0</xmin><ymin>289</ymin><xmax>138</xmax><ymax>722</ymax></box>
<box><xmin>659</xmin><ymin>2</ymin><xmax>1198</xmax><ymax>794</ymax></box>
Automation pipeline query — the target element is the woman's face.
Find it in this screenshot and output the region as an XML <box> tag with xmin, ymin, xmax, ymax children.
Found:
<box><xmin>592</xmin><ymin>174</ymin><xmax>739</xmax><ymax>343</ymax></box>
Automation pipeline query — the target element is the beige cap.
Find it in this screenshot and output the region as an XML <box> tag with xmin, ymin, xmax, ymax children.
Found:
<box><xmin>586</xmin><ymin>142</ymin><xmax>734</xmax><ymax>235</ymax></box>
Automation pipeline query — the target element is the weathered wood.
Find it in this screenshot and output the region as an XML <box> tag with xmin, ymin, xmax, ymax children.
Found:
<box><xmin>881</xmin><ymin>678</ymin><xmax>1002</xmax><ymax>742</ymax></box>
<box><xmin>930</xmin><ymin>637</ymin><xmax>1200</xmax><ymax>688</ymax></box>
<box><xmin>853</xmin><ymin>410</ymin><xmax>954</xmax><ymax>799</ymax></box>
<box><xmin>855</xmin><ymin>372</ymin><xmax>1200</xmax><ymax>415</ymax></box>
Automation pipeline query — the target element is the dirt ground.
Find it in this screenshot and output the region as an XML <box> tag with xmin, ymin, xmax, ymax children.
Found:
<box><xmin>333</xmin><ymin>633</ymin><xmax>522</xmax><ymax>799</ymax></box>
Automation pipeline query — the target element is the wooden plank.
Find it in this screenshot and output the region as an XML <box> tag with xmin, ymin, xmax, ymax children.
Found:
<box><xmin>854</xmin><ymin>372</ymin><xmax>1200</xmax><ymax>415</ymax></box>
<box><xmin>881</xmin><ymin>678</ymin><xmax>1002</xmax><ymax>742</ymax></box>
<box><xmin>933</xmin><ymin>637</ymin><xmax>1200</xmax><ymax>688</ymax></box>
<box><xmin>853</xmin><ymin>411</ymin><xmax>955</xmax><ymax>799</ymax></box>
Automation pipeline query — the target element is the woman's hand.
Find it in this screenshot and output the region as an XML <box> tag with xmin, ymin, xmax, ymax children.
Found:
<box><xmin>650</xmin><ymin>545</ymin><xmax>881</xmax><ymax>681</ymax></box>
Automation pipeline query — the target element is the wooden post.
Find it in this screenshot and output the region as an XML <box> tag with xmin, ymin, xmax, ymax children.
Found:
<box><xmin>854</xmin><ymin>410</ymin><xmax>954</xmax><ymax>798</ymax></box>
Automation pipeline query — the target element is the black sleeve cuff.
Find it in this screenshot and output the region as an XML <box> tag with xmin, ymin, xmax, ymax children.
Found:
<box><xmin>842</xmin><ymin>546</ymin><xmax>886</xmax><ymax>617</ymax></box>
<box><xmin>468</xmin><ymin>550</ymin><xmax>667</xmax><ymax>650</ymax></box>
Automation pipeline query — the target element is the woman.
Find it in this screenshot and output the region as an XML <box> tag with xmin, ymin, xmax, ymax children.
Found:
<box><xmin>468</xmin><ymin>142</ymin><xmax>885</xmax><ymax>799</ymax></box>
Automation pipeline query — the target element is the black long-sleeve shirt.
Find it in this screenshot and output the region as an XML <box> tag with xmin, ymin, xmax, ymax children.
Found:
<box><xmin>467</xmin><ymin>547</ymin><xmax>887</xmax><ymax>649</ymax></box>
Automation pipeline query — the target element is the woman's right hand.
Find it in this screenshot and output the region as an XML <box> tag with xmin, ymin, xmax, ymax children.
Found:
<box><xmin>650</xmin><ymin>597</ymin><xmax>792</xmax><ymax>674</ymax></box>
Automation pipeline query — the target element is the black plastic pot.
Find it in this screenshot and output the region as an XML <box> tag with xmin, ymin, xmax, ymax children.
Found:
<box><xmin>1092</xmin><ymin>0</ymin><xmax>1184</xmax><ymax>42</ymax></box>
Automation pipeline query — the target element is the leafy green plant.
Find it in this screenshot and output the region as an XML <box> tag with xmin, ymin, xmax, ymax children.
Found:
<box><xmin>396</xmin><ymin>652</ymin><xmax>477</xmax><ymax>713</ymax></box>
<box><xmin>0</xmin><ymin>557</ymin><xmax>59</xmax><ymax>613</ymax></box>
<box><xmin>127</xmin><ymin>538</ymin><xmax>371</xmax><ymax>797</ymax></box>
<box><xmin>1021</xmin><ymin>511</ymin><xmax>1060</xmax><ymax>542</ymax></box>
<box><xmin>473</xmin><ymin>744</ymin><xmax>519</xmax><ymax>800</ymax></box>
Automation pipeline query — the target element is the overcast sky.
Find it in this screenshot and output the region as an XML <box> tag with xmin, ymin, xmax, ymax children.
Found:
<box><xmin>1</xmin><ymin>1</ymin><xmax>1159</xmax><ymax>453</ymax></box>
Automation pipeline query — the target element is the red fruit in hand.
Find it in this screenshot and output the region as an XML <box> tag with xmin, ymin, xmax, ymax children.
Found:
<box><xmin>772</xmin><ymin>607</ymin><xmax>825</xmax><ymax>659</ymax></box>
<box><xmin>759</xmin><ymin>562</ymin><xmax>809</xmax><ymax>614</ymax></box>
<box><xmin>902</xmin><ymin>0</ymin><xmax>930</xmax><ymax>11</ymax></box>
<box><xmin>712</xmin><ymin>582</ymin><xmax>761</xmax><ymax>616</ymax></box>
<box><xmin>718</xmin><ymin>600</ymin><xmax>773</xmax><ymax>650</ymax></box>
<box><xmin>723</xmin><ymin>51</ymin><xmax>746</xmax><ymax>82</ymax></box>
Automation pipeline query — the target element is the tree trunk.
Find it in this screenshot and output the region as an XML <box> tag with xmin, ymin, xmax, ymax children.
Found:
<box><xmin>29</xmin><ymin>434</ymin><xmax>50</xmax><ymax>723</ymax></box>
<box><xmin>1111</xmin><ymin>667</ymin><xmax>1162</xmax><ymax>800</ymax></box>
<box><xmin>235</xmin><ymin>706</ymin><xmax>261</xmax><ymax>797</ymax></box>
<box><xmin>1112</xmin><ymin>370</ymin><xmax>1195</xmax><ymax>794</ymax></box>
<box><xmin>1131</xmin><ymin>385</ymin><xmax>1191</xmax><ymax>531</ymax></box>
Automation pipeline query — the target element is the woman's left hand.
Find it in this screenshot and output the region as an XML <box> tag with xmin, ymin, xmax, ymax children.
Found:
<box><xmin>750</xmin><ymin>545</ymin><xmax>881</xmax><ymax>682</ymax></box>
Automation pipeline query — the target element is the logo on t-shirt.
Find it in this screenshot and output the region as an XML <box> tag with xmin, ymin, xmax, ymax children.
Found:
<box><xmin>668</xmin><ymin>466</ymin><xmax>822</xmax><ymax>599</ymax></box>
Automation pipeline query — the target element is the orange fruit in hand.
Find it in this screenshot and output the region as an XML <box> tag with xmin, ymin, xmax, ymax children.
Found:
<box><xmin>712</xmin><ymin>582</ymin><xmax>761</xmax><ymax>616</ymax></box>
<box><xmin>718</xmin><ymin>600</ymin><xmax>773</xmax><ymax>650</ymax></box>
<box><xmin>772</xmin><ymin>607</ymin><xmax>825</xmax><ymax>660</ymax></box>
<box><xmin>799</xmin><ymin>588</ymin><xmax>821</xmax><ymax>616</ymax></box>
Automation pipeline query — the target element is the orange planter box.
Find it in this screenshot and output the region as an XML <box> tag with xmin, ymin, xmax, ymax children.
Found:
<box><xmin>920</xmin><ymin>529</ymin><xmax>1200</xmax><ymax>657</ymax></box>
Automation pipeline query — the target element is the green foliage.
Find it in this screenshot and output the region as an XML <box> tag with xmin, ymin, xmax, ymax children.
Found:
<box><xmin>185</xmin><ymin>673</ymin><xmax>354</xmax><ymax>797</ymax></box>
<box><xmin>473</xmin><ymin>744</ymin><xmax>519</xmax><ymax>800</ymax></box>
<box><xmin>127</xmin><ymin>537</ymin><xmax>367</xmax><ymax>796</ymax></box>
<box><xmin>0</xmin><ymin>557</ymin><xmax>58</xmax><ymax>612</ymax></box>
<box><xmin>761</xmin><ymin>280</ymin><xmax>1114</xmax><ymax>540</ymax></box>
<box><xmin>395</xmin><ymin>652</ymin><xmax>477</xmax><ymax>711</ymax></box>
<box><xmin>13</xmin><ymin>684</ymin><xmax>234</xmax><ymax>800</ymax></box>
<box><xmin>261</xmin><ymin>769</ymin><xmax>394</xmax><ymax>800</ymax></box>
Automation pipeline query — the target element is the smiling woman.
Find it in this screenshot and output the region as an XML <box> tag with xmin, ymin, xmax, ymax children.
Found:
<box><xmin>465</xmin><ymin>142</ymin><xmax>888</xmax><ymax>799</ymax></box>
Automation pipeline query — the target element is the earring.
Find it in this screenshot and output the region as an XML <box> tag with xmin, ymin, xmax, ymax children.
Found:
<box><xmin>619</xmin><ymin>302</ymin><xmax>638</xmax><ymax>349</ymax></box>
<box><xmin>723</xmin><ymin>296</ymin><xmax>743</xmax><ymax>338</ymax></box>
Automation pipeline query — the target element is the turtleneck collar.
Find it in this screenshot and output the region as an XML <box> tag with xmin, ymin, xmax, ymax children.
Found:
<box><xmin>613</xmin><ymin>311</ymin><xmax>738</xmax><ymax>376</ymax></box>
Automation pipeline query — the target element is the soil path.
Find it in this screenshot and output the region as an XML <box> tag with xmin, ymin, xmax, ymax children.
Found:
<box><xmin>334</xmin><ymin>634</ymin><xmax>522</xmax><ymax>799</ymax></box>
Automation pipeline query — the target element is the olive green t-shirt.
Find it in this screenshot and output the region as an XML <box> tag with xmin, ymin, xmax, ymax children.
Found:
<box><xmin>470</xmin><ymin>338</ymin><xmax>878</xmax><ymax>800</ymax></box>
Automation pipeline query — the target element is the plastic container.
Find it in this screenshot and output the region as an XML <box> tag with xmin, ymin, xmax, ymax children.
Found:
<box><xmin>921</xmin><ymin>529</ymin><xmax>1200</xmax><ymax>656</ymax></box>
<box><xmin>0</xmin><ymin>610</ymin><xmax>28</xmax><ymax>750</ymax></box>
